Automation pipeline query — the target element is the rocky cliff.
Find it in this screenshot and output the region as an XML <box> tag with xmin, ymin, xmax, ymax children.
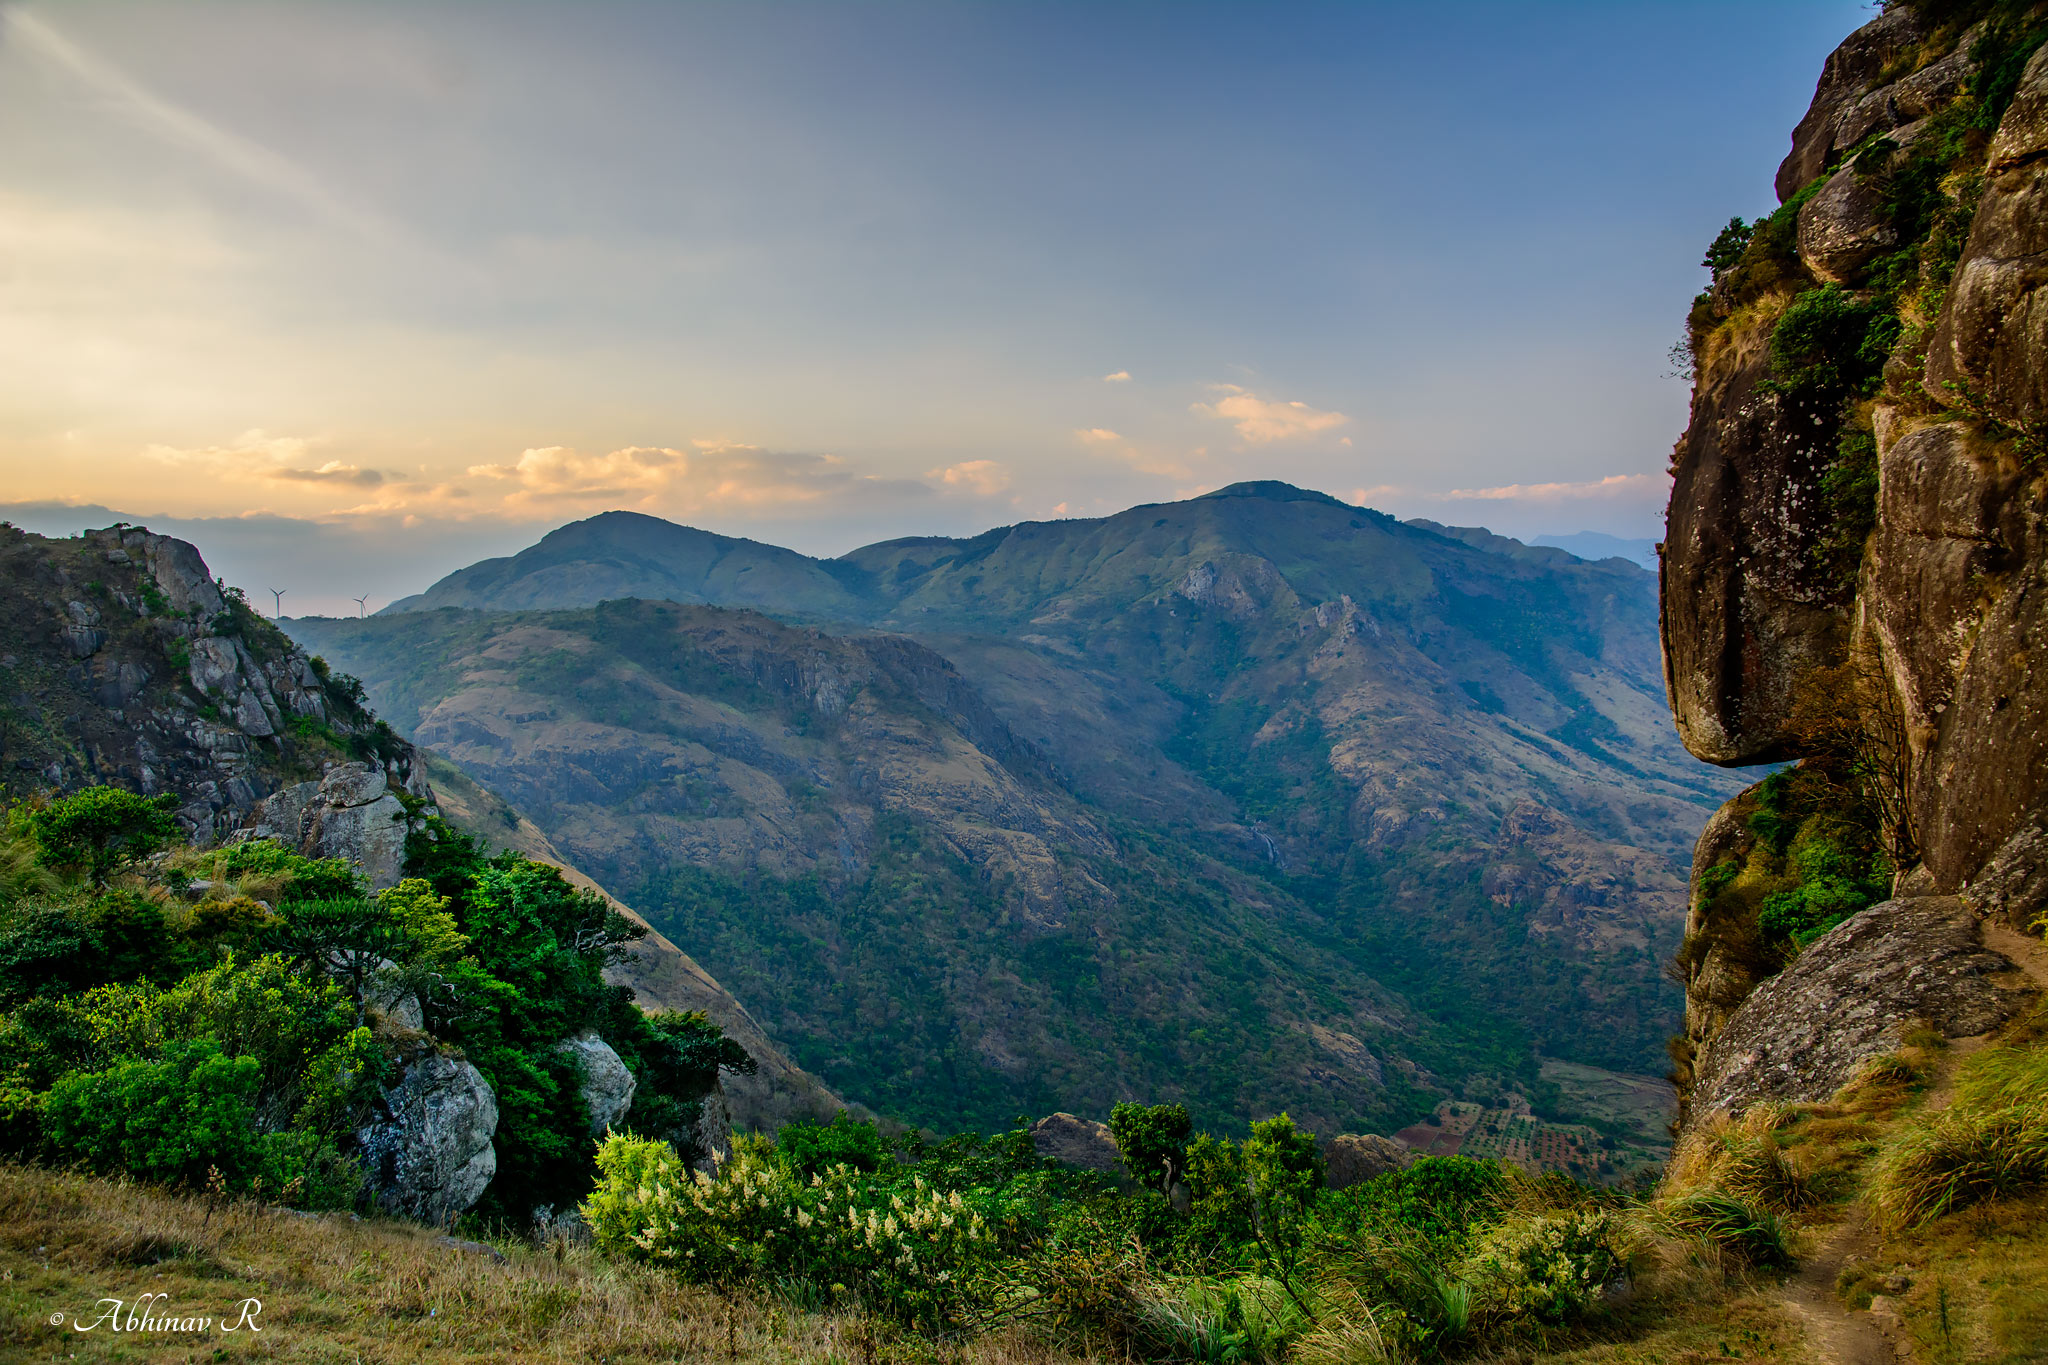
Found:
<box><xmin>1663</xmin><ymin>1</ymin><xmax>2048</xmax><ymax>1123</ymax></box>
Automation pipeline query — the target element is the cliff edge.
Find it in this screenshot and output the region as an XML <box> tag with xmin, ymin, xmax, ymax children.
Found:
<box><xmin>1663</xmin><ymin>2</ymin><xmax>2048</xmax><ymax>1124</ymax></box>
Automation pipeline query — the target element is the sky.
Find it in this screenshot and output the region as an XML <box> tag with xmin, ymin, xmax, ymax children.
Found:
<box><xmin>3</xmin><ymin>0</ymin><xmax>1871</xmax><ymax>614</ymax></box>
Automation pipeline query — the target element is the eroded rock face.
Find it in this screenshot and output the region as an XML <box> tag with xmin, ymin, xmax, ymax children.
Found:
<box><xmin>1689</xmin><ymin>897</ymin><xmax>2027</xmax><ymax>1123</ymax></box>
<box><xmin>355</xmin><ymin>1053</ymin><xmax>499</xmax><ymax>1225</ymax></box>
<box><xmin>1029</xmin><ymin>1112</ymin><xmax>1122</xmax><ymax>1174</ymax></box>
<box><xmin>1660</xmin><ymin>342</ymin><xmax>1853</xmax><ymax>764</ymax></box>
<box><xmin>1665</xmin><ymin>15</ymin><xmax>2048</xmax><ymax>1125</ymax></box>
<box><xmin>234</xmin><ymin>761</ymin><xmax>418</xmax><ymax>890</ymax></box>
<box><xmin>1324</xmin><ymin>1134</ymin><xmax>1411</xmax><ymax>1190</ymax></box>
<box><xmin>557</xmin><ymin>1031</ymin><xmax>636</xmax><ymax>1135</ymax></box>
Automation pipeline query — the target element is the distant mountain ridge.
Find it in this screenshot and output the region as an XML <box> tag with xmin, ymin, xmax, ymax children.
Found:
<box><xmin>294</xmin><ymin>481</ymin><xmax>1746</xmax><ymax>1138</ymax></box>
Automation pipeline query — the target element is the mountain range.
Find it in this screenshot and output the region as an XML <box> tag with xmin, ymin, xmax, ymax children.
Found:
<box><xmin>287</xmin><ymin>481</ymin><xmax>1749</xmax><ymax>1140</ymax></box>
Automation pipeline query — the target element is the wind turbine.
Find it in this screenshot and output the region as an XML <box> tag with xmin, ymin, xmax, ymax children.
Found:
<box><xmin>269</xmin><ymin>588</ymin><xmax>287</xmax><ymax>618</ymax></box>
<box><xmin>351</xmin><ymin>594</ymin><xmax>371</xmax><ymax>618</ymax></box>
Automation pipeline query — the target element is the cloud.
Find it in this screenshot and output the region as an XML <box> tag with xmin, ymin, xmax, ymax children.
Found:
<box><xmin>141</xmin><ymin>431</ymin><xmax>397</xmax><ymax>488</ymax></box>
<box><xmin>1191</xmin><ymin>384</ymin><xmax>1350</xmax><ymax>444</ymax></box>
<box><xmin>459</xmin><ymin>442</ymin><xmax>929</xmax><ymax>520</ymax></box>
<box><xmin>1442</xmin><ymin>473</ymin><xmax>1665</xmax><ymax>502</ymax></box>
<box><xmin>1102</xmin><ymin>371</ymin><xmax>1131</xmax><ymax>383</ymax></box>
<box><xmin>269</xmin><ymin>462</ymin><xmax>384</xmax><ymax>487</ymax></box>
<box><xmin>927</xmin><ymin>459</ymin><xmax>1010</xmax><ymax>496</ymax></box>
<box><xmin>3</xmin><ymin>9</ymin><xmax>395</xmax><ymax>245</ymax></box>
<box><xmin>1074</xmin><ymin>428</ymin><xmax>1122</xmax><ymax>444</ymax></box>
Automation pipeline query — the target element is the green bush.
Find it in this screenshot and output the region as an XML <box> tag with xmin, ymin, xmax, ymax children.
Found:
<box><xmin>46</xmin><ymin>1038</ymin><xmax>266</xmax><ymax>1188</ymax></box>
<box><xmin>778</xmin><ymin>1112</ymin><xmax>889</xmax><ymax>1177</ymax></box>
<box><xmin>586</xmin><ymin>1132</ymin><xmax>1004</xmax><ymax>1333</ymax></box>
<box><xmin>1458</xmin><ymin>1208</ymin><xmax>1623</xmax><ymax>1326</ymax></box>
<box><xmin>29</xmin><ymin>788</ymin><xmax>179</xmax><ymax>883</ymax></box>
<box><xmin>1111</xmin><ymin>1101</ymin><xmax>1193</xmax><ymax>1195</ymax></box>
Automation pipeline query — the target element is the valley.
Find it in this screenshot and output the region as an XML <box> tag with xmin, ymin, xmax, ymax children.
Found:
<box><xmin>287</xmin><ymin>481</ymin><xmax>1750</xmax><ymax>1140</ymax></box>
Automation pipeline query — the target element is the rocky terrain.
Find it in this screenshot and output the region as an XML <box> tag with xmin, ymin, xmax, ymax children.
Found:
<box><xmin>1662</xmin><ymin>0</ymin><xmax>2048</xmax><ymax>1123</ymax></box>
<box><xmin>289</xmin><ymin>482</ymin><xmax>1751</xmax><ymax>1137</ymax></box>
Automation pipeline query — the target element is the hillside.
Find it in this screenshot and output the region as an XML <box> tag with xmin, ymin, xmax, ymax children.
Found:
<box><xmin>289</xmin><ymin>482</ymin><xmax>1751</xmax><ymax>1139</ymax></box>
<box><xmin>0</xmin><ymin>522</ymin><xmax>837</xmax><ymax>1134</ymax></box>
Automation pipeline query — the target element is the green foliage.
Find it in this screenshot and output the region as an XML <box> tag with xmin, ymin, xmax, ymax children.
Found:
<box><xmin>1112</xmin><ymin>1102</ymin><xmax>1194</xmax><ymax>1195</ymax></box>
<box><xmin>28</xmin><ymin>787</ymin><xmax>179</xmax><ymax>882</ymax></box>
<box><xmin>1459</xmin><ymin>1207</ymin><xmax>1623</xmax><ymax>1326</ymax></box>
<box><xmin>1756</xmin><ymin>833</ymin><xmax>1892</xmax><ymax>947</ymax></box>
<box><xmin>1702</xmin><ymin>217</ymin><xmax>1753</xmax><ymax>278</ymax></box>
<box><xmin>778</xmin><ymin>1113</ymin><xmax>891</xmax><ymax>1178</ymax></box>
<box><xmin>1244</xmin><ymin>1114</ymin><xmax>1325</xmax><ymax>1304</ymax></box>
<box><xmin>1661</xmin><ymin>1191</ymin><xmax>1792</xmax><ymax>1269</ymax></box>
<box><xmin>1766</xmin><ymin>284</ymin><xmax>1897</xmax><ymax>399</ymax></box>
<box><xmin>621</xmin><ymin>1009</ymin><xmax>757</xmax><ymax>1156</ymax></box>
<box><xmin>587</xmin><ymin>1132</ymin><xmax>1006</xmax><ymax>1333</ymax></box>
<box><xmin>1317</xmin><ymin>1157</ymin><xmax>1504</xmax><ymax>1249</ymax></box>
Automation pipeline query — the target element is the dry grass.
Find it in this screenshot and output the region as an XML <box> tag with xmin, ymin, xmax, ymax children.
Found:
<box><xmin>0</xmin><ymin>1162</ymin><xmax>1084</xmax><ymax>1365</ymax></box>
<box><xmin>1663</xmin><ymin>1107</ymin><xmax>1814</xmax><ymax>1214</ymax></box>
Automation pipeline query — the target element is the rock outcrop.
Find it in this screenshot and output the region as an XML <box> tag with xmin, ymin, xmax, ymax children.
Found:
<box><xmin>1324</xmin><ymin>1133</ymin><xmax>1412</xmax><ymax>1190</ymax></box>
<box><xmin>1689</xmin><ymin>898</ymin><xmax>2028</xmax><ymax>1122</ymax></box>
<box><xmin>0</xmin><ymin>523</ymin><xmax>428</xmax><ymax>843</ymax></box>
<box><xmin>1663</xmin><ymin>11</ymin><xmax>2048</xmax><ymax>1123</ymax></box>
<box><xmin>354</xmin><ymin>1052</ymin><xmax>500</xmax><ymax>1225</ymax></box>
<box><xmin>1029</xmin><ymin>1112</ymin><xmax>1122</xmax><ymax>1174</ymax></box>
<box><xmin>233</xmin><ymin>760</ymin><xmax>424</xmax><ymax>890</ymax></box>
<box><xmin>557</xmin><ymin>1031</ymin><xmax>637</xmax><ymax>1135</ymax></box>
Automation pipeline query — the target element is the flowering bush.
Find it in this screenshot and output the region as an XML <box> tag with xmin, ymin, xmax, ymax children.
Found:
<box><xmin>585</xmin><ymin>1132</ymin><xmax>1004</xmax><ymax>1333</ymax></box>
<box><xmin>1458</xmin><ymin>1209</ymin><xmax>1621</xmax><ymax>1325</ymax></box>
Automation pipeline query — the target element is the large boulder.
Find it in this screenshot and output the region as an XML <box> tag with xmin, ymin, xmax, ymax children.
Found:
<box><xmin>235</xmin><ymin>761</ymin><xmax>413</xmax><ymax>889</ymax></box>
<box><xmin>557</xmin><ymin>1031</ymin><xmax>636</xmax><ymax>1135</ymax></box>
<box><xmin>1688</xmin><ymin>897</ymin><xmax>2030</xmax><ymax>1127</ymax></box>
<box><xmin>1029</xmin><ymin>1112</ymin><xmax>1122</xmax><ymax>1174</ymax></box>
<box><xmin>355</xmin><ymin>1052</ymin><xmax>499</xmax><ymax>1225</ymax></box>
<box><xmin>1324</xmin><ymin>1134</ymin><xmax>1411</xmax><ymax>1190</ymax></box>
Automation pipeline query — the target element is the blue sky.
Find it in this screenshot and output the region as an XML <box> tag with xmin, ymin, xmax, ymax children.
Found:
<box><xmin>2</xmin><ymin>0</ymin><xmax>1870</xmax><ymax>612</ymax></box>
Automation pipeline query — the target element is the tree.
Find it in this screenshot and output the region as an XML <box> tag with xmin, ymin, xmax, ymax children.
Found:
<box><xmin>1109</xmin><ymin>1100</ymin><xmax>1192</xmax><ymax>1197</ymax></box>
<box><xmin>29</xmin><ymin>788</ymin><xmax>178</xmax><ymax>883</ymax></box>
<box><xmin>1243</xmin><ymin>1113</ymin><xmax>1325</xmax><ymax>1307</ymax></box>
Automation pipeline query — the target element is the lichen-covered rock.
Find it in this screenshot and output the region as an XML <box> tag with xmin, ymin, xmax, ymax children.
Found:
<box><xmin>1660</xmin><ymin>340</ymin><xmax>1852</xmax><ymax>764</ymax></box>
<box><xmin>1029</xmin><ymin>1112</ymin><xmax>1122</xmax><ymax>1174</ymax></box>
<box><xmin>354</xmin><ymin>1053</ymin><xmax>499</xmax><ymax>1225</ymax></box>
<box><xmin>1324</xmin><ymin>1133</ymin><xmax>1411</xmax><ymax>1190</ymax></box>
<box><xmin>1689</xmin><ymin>898</ymin><xmax>2027</xmax><ymax>1123</ymax></box>
<box><xmin>556</xmin><ymin>1031</ymin><xmax>636</xmax><ymax>1135</ymax></box>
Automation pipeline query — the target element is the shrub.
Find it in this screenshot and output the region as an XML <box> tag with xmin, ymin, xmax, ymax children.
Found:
<box><xmin>586</xmin><ymin>1132</ymin><xmax>1004</xmax><ymax>1334</ymax></box>
<box><xmin>46</xmin><ymin>1038</ymin><xmax>266</xmax><ymax>1188</ymax></box>
<box><xmin>1111</xmin><ymin>1101</ymin><xmax>1194</xmax><ymax>1195</ymax></box>
<box><xmin>1458</xmin><ymin>1208</ymin><xmax>1623</xmax><ymax>1326</ymax></box>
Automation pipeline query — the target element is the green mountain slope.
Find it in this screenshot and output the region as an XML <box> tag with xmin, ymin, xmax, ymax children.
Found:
<box><xmin>288</xmin><ymin>483</ymin><xmax>1749</xmax><ymax>1137</ymax></box>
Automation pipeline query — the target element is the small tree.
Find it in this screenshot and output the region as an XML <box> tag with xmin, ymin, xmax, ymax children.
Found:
<box><xmin>1109</xmin><ymin>1100</ymin><xmax>1192</xmax><ymax>1197</ymax></box>
<box><xmin>1244</xmin><ymin>1113</ymin><xmax>1325</xmax><ymax>1307</ymax></box>
<box><xmin>30</xmin><ymin>788</ymin><xmax>179</xmax><ymax>883</ymax></box>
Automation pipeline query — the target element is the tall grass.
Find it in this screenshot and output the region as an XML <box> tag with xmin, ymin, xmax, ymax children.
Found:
<box><xmin>1867</xmin><ymin>1014</ymin><xmax>2048</xmax><ymax>1230</ymax></box>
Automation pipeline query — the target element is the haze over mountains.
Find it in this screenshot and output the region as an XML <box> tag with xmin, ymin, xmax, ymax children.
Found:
<box><xmin>289</xmin><ymin>481</ymin><xmax>1747</xmax><ymax>1139</ymax></box>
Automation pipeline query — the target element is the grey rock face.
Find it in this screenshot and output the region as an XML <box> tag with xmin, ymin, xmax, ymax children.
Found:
<box><xmin>355</xmin><ymin>1053</ymin><xmax>499</xmax><ymax>1225</ymax></box>
<box><xmin>1797</xmin><ymin>158</ymin><xmax>1900</xmax><ymax>285</ymax></box>
<box><xmin>556</xmin><ymin>1031</ymin><xmax>636</xmax><ymax>1135</ymax></box>
<box><xmin>1689</xmin><ymin>898</ymin><xmax>2028</xmax><ymax>1125</ymax></box>
<box><xmin>1324</xmin><ymin>1133</ymin><xmax>1411</xmax><ymax>1190</ymax></box>
<box><xmin>236</xmin><ymin>761</ymin><xmax>413</xmax><ymax>890</ymax></box>
<box><xmin>1029</xmin><ymin>1112</ymin><xmax>1122</xmax><ymax>1174</ymax></box>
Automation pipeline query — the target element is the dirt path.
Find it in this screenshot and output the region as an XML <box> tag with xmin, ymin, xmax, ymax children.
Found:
<box><xmin>1782</xmin><ymin>1211</ymin><xmax>1898</xmax><ymax>1365</ymax></box>
<box><xmin>1778</xmin><ymin>916</ymin><xmax>2045</xmax><ymax>1364</ymax></box>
